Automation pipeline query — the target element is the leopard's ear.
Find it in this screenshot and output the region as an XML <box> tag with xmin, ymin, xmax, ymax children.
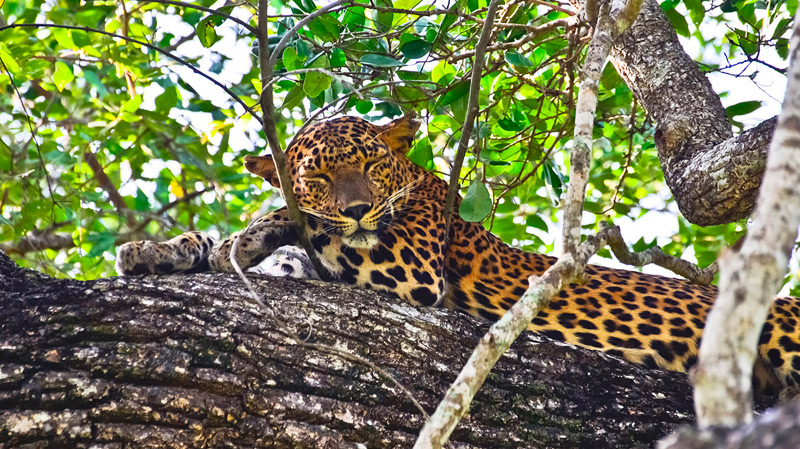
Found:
<box><xmin>378</xmin><ymin>111</ymin><xmax>421</xmax><ymax>155</ymax></box>
<box><xmin>244</xmin><ymin>155</ymin><xmax>281</xmax><ymax>187</ymax></box>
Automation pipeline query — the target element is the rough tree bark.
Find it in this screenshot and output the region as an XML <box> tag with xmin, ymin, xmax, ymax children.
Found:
<box><xmin>0</xmin><ymin>251</ymin><xmax>700</xmax><ymax>448</ymax></box>
<box><xmin>607</xmin><ymin>0</ymin><xmax>777</xmax><ymax>226</ymax></box>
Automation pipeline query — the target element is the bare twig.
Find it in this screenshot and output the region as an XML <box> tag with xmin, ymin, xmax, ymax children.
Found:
<box><xmin>138</xmin><ymin>0</ymin><xmax>257</xmax><ymax>34</ymax></box>
<box><xmin>0</xmin><ymin>231</ymin><xmax>158</xmax><ymax>256</ymax></box>
<box><xmin>0</xmin><ymin>55</ymin><xmax>57</xmax><ymax>213</ymax></box>
<box><xmin>83</xmin><ymin>150</ymin><xmax>135</xmax><ymax>227</ymax></box>
<box><xmin>448</xmin><ymin>17</ymin><xmax>577</xmax><ymax>62</ymax></box>
<box><xmin>414</xmin><ymin>223</ymin><xmax>619</xmax><ymax>448</ymax></box>
<box><xmin>603</xmin><ymin>223</ymin><xmax>717</xmax><ymax>284</ymax></box>
<box><xmin>442</xmin><ymin>0</ymin><xmax>501</xmax><ymax>241</ymax></box>
<box><xmin>256</xmin><ymin>0</ymin><xmax>332</xmax><ymax>281</ymax></box>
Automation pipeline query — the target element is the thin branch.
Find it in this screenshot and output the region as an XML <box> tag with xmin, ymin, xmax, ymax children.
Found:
<box><xmin>414</xmin><ymin>223</ymin><xmax>618</xmax><ymax>448</ymax></box>
<box><xmin>447</xmin><ymin>17</ymin><xmax>577</xmax><ymax>63</ymax></box>
<box><xmin>256</xmin><ymin>0</ymin><xmax>333</xmax><ymax>281</ymax></box>
<box><xmin>0</xmin><ymin>231</ymin><xmax>157</xmax><ymax>256</ymax></box>
<box><xmin>0</xmin><ymin>23</ymin><xmax>262</xmax><ymax>125</ymax></box>
<box><xmin>129</xmin><ymin>188</ymin><xmax>210</xmax><ymax>234</ymax></box>
<box><xmin>442</xmin><ymin>0</ymin><xmax>501</xmax><ymax>241</ymax></box>
<box><xmin>83</xmin><ymin>150</ymin><xmax>135</xmax><ymax>227</ymax></box>
<box><xmin>561</xmin><ymin>3</ymin><xmax>614</xmax><ymax>256</ymax></box>
<box><xmin>139</xmin><ymin>0</ymin><xmax>257</xmax><ymax>34</ymax></box>
<box><xmin>603</xmin><ymin>223</ymin><xmax>717</xmax><ymax>284</ymax></box>
<box><xmin>0</xmin><ymin>55</ymin><xmax>57</xmax><ymax>213</ymax></box>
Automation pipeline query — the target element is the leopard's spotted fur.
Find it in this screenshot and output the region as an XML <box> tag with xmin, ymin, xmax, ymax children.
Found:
<box><xmin>117</xmin><ymin>114</ymin><xmax>800</xmax><ymax>396</ymax></box>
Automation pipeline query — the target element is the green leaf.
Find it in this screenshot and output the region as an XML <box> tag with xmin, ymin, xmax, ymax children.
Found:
<box><xmin>436</xmin><ymin>12</ymin><xmax>457</xmax><ymax>43</ymax></box>
<box><xmin>53</xmin><ymin>61</ymin><xmax>75</xmax><ymax>91</ymax></box>
<box><xmin>460</xmin><ymin>179</ymin><xmax>493</xmax><ymax>222</ymax></box>
<box><xmin>525</xmin><ymin>214</ymin><xmax>548</xmax><ymax>232</ymax></box>
<box><xmin>122</xmin><ymin>95</ymin><xmax>143</xmax><ymax>114</ymax></box>
<box><xmin>283</xmin><ymin>47</ymin><xmax>299</xmax><ymax>70</ymax></box>
<box><xmin>407</xmin><ymin>138</ymin><xmax>434</xmax><ymax>170</ymax></box>
<box><xmin>155</xmin><ymin>85</ymin><xmax>179</xmax><ymax>111</ymax></box>
<box><xmin>439</xmin><ymin>81</ymin><xmax>469</xmax><ymax>106</ymax></box>
<box><xmin>308</xmin><ymin>14</ymin><xmax>342</xmax><ymax>42</ymax></box>
<box><xmin>53</xmin><ymin>28</ymin><xmax>78</xmax><ymax>50</ymax></box>
<box><xmin>355</xmin><ymin>100</ymin><xmax>373</xmax><ymax>113</ymax></box>
<box><xmin>632</xmin><ymin>237</ymin><xmax>657</xmax><ymax>252</ymax></box>
<box><xmin>303</xmin><ymin>71</ymin><xmax>330</xmax><ymax>98</ymax></box>
<box><xmin>83</xmin><ymin>69</ymin><xmax>108</xmax><ymax>97</ymax></box>
<box><xmin>373</xmin><ymin>0</ymin><xmax>394</xmax><ymax>33</ymax></box>
<box><xmin>541</xmin><ymin>160</ymin><xmax>564</xmax><ymax>198</ymax></box>
<box><xmin>400</xmin><ymin>38</ymin><xmax>432</xmax><ymax>59</ymax></box>
<box><xmin>505</xmin><ymin>50</ymin><xmax>533</xmax><ymax>68</ymax></box>
<box><xmin>662</xmin><ymin>8</ymin><xmax>690</xmax><ymax>37</ymax></box>
<box><xmin>725</xmin><ymin>100</ymin><xmax>761</xmax><ymax>119</ymax></box>
<box><xmin>777</xmin><ymin>38</ymin><xmax>789</xmax><ymax>60</ymax></box>
<box><xmin>86</xmin><ymin>232</ymin><xmax>117</xmax><ymax>258</ymax></box>
<box><xmin>0</xmin><ymin>44</ymin><xmax>21</xmax><ymax>74</ymax></box>
<box><xmin>197</xmin><ymin>15</ymin><xmax>223</xmax><ymax>48</ymax></box>
<box><xmin>683</xmin><ymin>0</ymin><xmax>705</xmax><ymax>25</ymax></box>
<box><xmin>282</xmin><ymin>84</ymin><xmax>306</xmax><ymax>109</ymax></box>
<box><xmin>733</xmin><ymin>29</ymin><xmax>759</xmax><ymax>55</ymax></box>
<box><xmin>303</xmin><ymin>56</ymin><xmax>331</xmax><ymax>98</ymax></box>
<box><xmin>342</xmin><ymin>5</ymin><xmax>366</xmax><ymax>29</ymax></box>
<box><xmin>360</xmin><ymin>53</ymin><xmax>404</xmax><ymax>67</ymax></box>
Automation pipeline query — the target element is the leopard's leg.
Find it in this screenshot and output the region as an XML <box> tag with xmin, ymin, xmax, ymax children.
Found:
<box><xmin>208</xmin><ymin>208</ymin><xmax>299</xmax><ymax>272</ymax></box>
<box><xmin>116</xmin><ymin>231</ymin><xmax>216</xmax><ymax>275</ymax></box>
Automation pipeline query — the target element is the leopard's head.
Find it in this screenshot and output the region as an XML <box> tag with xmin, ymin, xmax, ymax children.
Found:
<box><xmin>245</xmin><ymin>113</ymin><xmax>422</xmax><ymax>249</ymax></box>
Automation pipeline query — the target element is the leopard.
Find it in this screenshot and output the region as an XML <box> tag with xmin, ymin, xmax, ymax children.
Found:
<box><xmin>116</xmin><ymin>112</ymin><xmax>800</xmax><ymax>397</ymax></box>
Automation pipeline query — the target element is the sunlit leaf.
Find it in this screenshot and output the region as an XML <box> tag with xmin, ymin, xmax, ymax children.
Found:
<box><xmin>53</xmin><ymin>61</ymin><xmax>75</xmax><ymax>91</ymax></box>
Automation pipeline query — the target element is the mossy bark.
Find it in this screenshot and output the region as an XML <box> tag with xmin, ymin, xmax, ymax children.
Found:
<box><xmin>0</xmin><ymin>252</ymin><xmax>698</xmax><ymax>448</ymax></box>
<box><xmin>609</xmin><ymin>0</ymin><xmax>776</xmax><ymax>226</ymax></box>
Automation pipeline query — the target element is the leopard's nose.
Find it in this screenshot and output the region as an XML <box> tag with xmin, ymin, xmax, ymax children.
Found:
<box><xmin>340</xmin><ymin>203</ymin><xmax>371</xmax><ymax>221</ymax></box>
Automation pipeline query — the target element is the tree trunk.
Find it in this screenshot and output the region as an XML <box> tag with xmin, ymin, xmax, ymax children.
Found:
<box><xmin>0</xmin><ymin>251</ymin><xmax>698</xmax><ymax>448</ymax></box>
<box><xmin>608</xmin><ymin>0</ymin><xmax>777</xmax><ymax>226</ymax></box>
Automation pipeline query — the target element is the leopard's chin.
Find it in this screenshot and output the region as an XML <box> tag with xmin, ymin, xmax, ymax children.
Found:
<box><xmin>342</xmin><ymin>230</ymin><xmax>379</xmax><ymax>249</ymax></box>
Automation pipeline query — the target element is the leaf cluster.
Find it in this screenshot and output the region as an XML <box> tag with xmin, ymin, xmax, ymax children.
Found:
<box><xmin>0</xmin><ymin>0</ymin><xmax>785</xmax><ymax>280</ymax></box>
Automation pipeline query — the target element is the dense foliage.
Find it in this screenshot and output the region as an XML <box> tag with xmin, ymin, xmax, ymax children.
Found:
<box><xmin>0</xmin><ymin>0</ymin><xmax>792</xmax><ymax>282</ymax></box>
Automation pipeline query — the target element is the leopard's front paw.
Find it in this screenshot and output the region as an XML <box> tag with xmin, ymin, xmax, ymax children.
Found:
<box><xmin>115</xmin><ymin>232</ymin><xmax>215</xmax><ymax>275</ymax></box>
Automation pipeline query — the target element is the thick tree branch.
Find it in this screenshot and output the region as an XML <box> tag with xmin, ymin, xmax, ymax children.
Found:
<box><xmin>689</xmin><ymin>13</ymin><xmax>800</xmax><ymax>429</ymax></box>
<box><xmin>609</xmin><ymin>0</ymin><xmax>778</xmax><ymax>226</ymax></box>
<box><xmin>0</xmin><ymin>251</ymin><xmax>701</xmax><ymax>448</ymax></box>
